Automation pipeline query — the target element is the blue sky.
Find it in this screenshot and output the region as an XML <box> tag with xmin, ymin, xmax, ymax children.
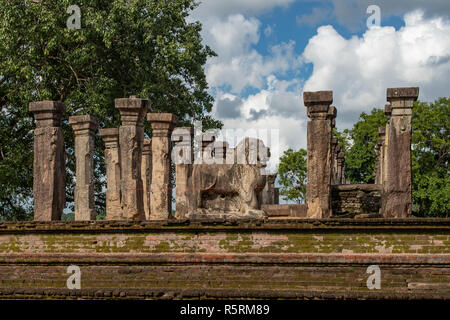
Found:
<box><xmin>189</xmin><ymin>0</ymin><xmax>450</xmax><ymax>174</ymax></box>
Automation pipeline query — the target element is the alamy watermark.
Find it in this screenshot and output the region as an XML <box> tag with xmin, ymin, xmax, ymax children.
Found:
<box><xmin>366</xmin><ymin>265</ymin><xmax>381</xmax><ymax>289</ymax></box>
<box><xmin>67</xmin><ymin>265</ymin><xmax>81</xmax><ymax>289</ymax></box>
<box><xmin>66</xmin><ymin>5</ymin><xmax>81</xmax><ymax>30</ymax></box>
<box><xmin>366</xmin><ymin>5</ymin><xmax>381</xmax><ymax>29</ymax></box>
<box><xmin>171</xmin><ymin>121</ymin><xmax>280</xmax><ymax>174</ymax></box>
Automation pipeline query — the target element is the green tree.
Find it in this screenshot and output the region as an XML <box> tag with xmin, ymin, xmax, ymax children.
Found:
<box><xmin>332</xmin><ymin>128</ymin><xmax>350</xmax><ymax>153</ymax></box>
<box><xmin>0</xmin><ymin>0</ymin><xmax>221</xmax><ymax>220</ymax></box>
<box><xmin>277</xmin><ymin>148</ymin><xmax>307</xmax><ymax>203</ymax></box>
<box><xmin>343</xmin><ymin>108</ymin><xmax>387</xmax><ymax>184</ymax></box>
<box><xmin>333</xmin><ymin>100</ymin><xmax>449</xmax><ymax>217</ymax></box>
<box><xmin>412</xmin><ymin>98</ymin><xmax>450</xmax><ymax>217</ymax></box>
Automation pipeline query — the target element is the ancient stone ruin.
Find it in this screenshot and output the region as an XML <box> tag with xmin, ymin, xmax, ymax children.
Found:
<box><xmin>28</xmin><ymin>88</ymin><xmax>418</xmax><ymax>221</ymax></box>
<box><xmin>2</xmin><ymin>86</ymin><xmax>447</xmax><ymax>301</ymax></box>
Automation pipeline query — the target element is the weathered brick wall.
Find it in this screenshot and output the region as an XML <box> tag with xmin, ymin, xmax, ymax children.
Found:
<box><xmin>332</xmin><ymin>184</ymin><xmax>381</xmax><ymax>216</ymax></box>
<box><xmin>0</xmin><ymin>219</ymin><xmax>448</xmax><ymax>299</ymax></box>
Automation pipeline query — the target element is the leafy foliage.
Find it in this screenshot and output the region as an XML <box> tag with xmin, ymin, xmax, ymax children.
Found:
<box><xmin>277</xmin><ymin>148</ymin><xmax>307</xmax><ymax>203</ymax></box>
<box><xmin>0</xmin><ymin>0</ymin><xmax>221</xmax><ymax>220</ymax></box>
<box><xmin>412</xmin><ymin>98</ymin><xmax>449</xmax><ymax>217</ymax></box>
<box><xmin>334</xmin><ymin>100</ymin><xmax>449</xmax><ymax>217</ymax></box>
<box><xmin>342</xmin><ymin>108</ymin><xmax>387</xmax><ymax>184</ymax></box>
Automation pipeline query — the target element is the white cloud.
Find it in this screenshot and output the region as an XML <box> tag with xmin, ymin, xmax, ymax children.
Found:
<box><xmin>303</xmin><ymin>10</ymin><xmax>450</xmax><ymax>129</ymax></box>
<box><xmin>212</xmin><ymin>76</ymin><xmax>306</xmax><ymax>172</ymax></box>
<box><xmin>329</xmin><ymin>0</ymin><xmax>450</xmax><ymax>30</ymax></box>
<box><xmin>191</xmin><ymin>0</ymin><xmax>296</xmax><ymax>21</ymax></box>
<box><xmin>191</xmin><ymin>2</ymin><xmax>450</xmax><ymax>167</ymax></box>
<box><xmin>205</xmin><ymin>16</ymin><xmax>302</xmax><ymax>93</ymax></box>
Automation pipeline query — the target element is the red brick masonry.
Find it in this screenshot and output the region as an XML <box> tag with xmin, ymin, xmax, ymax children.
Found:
<box><xmin>0</xmin><ymin>218</ymin><xmax>448</xmax><ymax>299</ymax></box>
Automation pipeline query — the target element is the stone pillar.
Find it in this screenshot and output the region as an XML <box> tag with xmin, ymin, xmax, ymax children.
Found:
<box><xmin>375</xmin><ymin>127</ymin><xmax>386</xmax><ymax>185</ymax></box>
<box><xmin>147</xmin><ymin>113</ymin><xmax>178</xmax><ymax>220</ymax></box>
<box><xmin>197</xmin><ymin>134</ymin><xmax>215</xmax><ymax>163</ymax></box>
<box><xmin>142</xmin><ymin>139</ymin><xmax>152</xmax><ymax>220</ymax></box>
<box><xmin>262</xmin><ymin>174</ymin><xmax>277</xmax><ymax>205</ymax></box>
<box><xmin>328</xmin><ymin>106</ymin><xmax>337</xmax><ymax>128</ymax></box>
<box><xmin>99</xmin><ymin>128</ymin><xmax>122</xmax><ymax>220</ymax></box>
<box><xmin>336</xmin><ymin>151</ymin><xmax>345</xmax><ymax>184</ymax></box>
<box><xmin>69</xmin><ymin>115</ymin><xmax>98</xmax><ymax>220</ymax></box>
<box><xmin>172</xmin><ymin>127</ymin><xmax>193</xmax><ymax>219</ymax></box>
<box><xmin>331</xmin><ymin>137</ymin><xmax>339</xmax><ymax>184</ymax></box>
<box><xmin>273</xmin><ymin>188</ymin><xmax>280</xmax><ymax>205</ymax></box>
<box><xmin>382</xmin><ymin>104</ymin><xmax>392</xmax><ymax>186</ymax></box>
<box><xmin>116</xmin><ymin>96</ymin><xmax>150</xmax><ymax>220</ymax></box>
<box><xmin>304</xmin><ymin>91</ymin><xmax>333</xmax><ymax>218</ymax></box>
<box><xmin>213</xmin><ymin>141</ymin><xmax>228</xmax><ymax>163</ymax></box>
<box><xmin>382</xmin><ymin>87</ymin><xmax>418</xmax><ymax>218</ymax></box>
<box><xmin>29</xmin><ymin>101</ymin><xmax>66</xmax><ymax>221</ymax></box>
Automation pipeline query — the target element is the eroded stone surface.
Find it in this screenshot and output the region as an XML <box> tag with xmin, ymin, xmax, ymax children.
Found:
<box><xmin>188</xmin><ymin>138</ymin><xmax>269</xmax><ymax>218</ymax></box>
<box><xmin>261</xmin><ymin>174</ymin><xmax>277</xmax><ymax>205</ymax></box>
<box><xmin>382</xmin><ymin>87</ymin><xmax>418</xmax><ymax>218</ymax></box>
<box><xmin>99</xmin><ymin>128</ymin><xmax>122</xmax><ymax>220</ymax></box>
<box><xmin>304</xmin><ymin>91</ymin><xmax>333</xmax><ymax>218</ymax></box>
<box><xmin>69</xmin><ymin>115</ymin><xmax>98</xmax><ymax>221</ymax></box>
<box><xmin>29</xmin><ymin>101</ymin><xmax>66</xmax><ymax>221</ymax></box>
<box><xmin>172</xmin><ymin>127</ymin><xmax>194</xmax><ymax>219</ymax></box>
<box><xmin>116</xmin><ymin>96</ymin><xmax>150</xmax><ymax>220</ymax></box>
<box><xmin>142</xmin><ymin>139</ymin><xmax>152</xmax><ymax>220</ymax></box>
<box><xmin>147</xmin><ymin>113</ymin><xmax>178</xmax><ymax>220</ymax></box>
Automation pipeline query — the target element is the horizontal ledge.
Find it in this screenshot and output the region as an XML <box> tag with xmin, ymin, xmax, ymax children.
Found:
<box><xmin>332</xmin><ymin>184</ymin><xmax>382</xmax><ymax>192</ymax></box>
<box><xmin>0</xmin><ymin>253</ymin><xmax>449</xmax><ymax>265</ymax></box>
<box><xmin>0</xmin><ymin>287</ymin><xmax>448</xmax><ymax>300</ymax></box>
<box><xmin>0</xmin><ymin>218</ymin><xmax>449</xmax><ymax>233</ymax></box>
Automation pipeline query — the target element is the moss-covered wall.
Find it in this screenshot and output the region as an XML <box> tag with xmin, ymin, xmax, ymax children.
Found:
<box><xmin>0</xmin><ymin>219</ymin><xmax>448</xmax><ymax>299</ymax></box>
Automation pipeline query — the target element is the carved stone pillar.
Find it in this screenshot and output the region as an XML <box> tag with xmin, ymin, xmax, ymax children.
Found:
<box><xmin>29</xmin><ymin>101</ymin><xmax>66</xmax><ymax>221</ymax></box>
<box><xmin>304</xmin><ymin>91</ymin><xmax>333</xmax><ymax>218</ymax></box>
<box><xmin>273</xmin><ymin>188</ymin><xmax>280</xmax><ymax>204</ymax></box>
<box><xmin>197</xmin><ymin>134</ymin><xmax>215</xmax><ymax>164</ymax></box>
<box><xmin>99</xmin><ymin>128</ymin><xmax>122</xmax><ymax>220</ymax></box>
<box><xmin>382</xmin><ymin>87</ymin><xmax>418</xmax><ymax>218</ymax></box>
<box><xmin>69</xmin><ymin>115</ymin><xmax>98</xmax><ymax>220</ymax></box>
<box><xmin>213</xmin><ymin>141</ymin><xmax>228</xmax><ymax>163</ymax></box>
<box><xmin>172</xmin><ymin>127</ymin><xmax>194</xmax><ymax>219</ymax></box>
<box><xmin>116</xmin><ymin>96</ymin><xmax>150</xmax><ymax>220</ymax></box>
<box><xmin>261</xmin><ymin>174</ymin><xmax>277</xmax><ymax>205</ymax></box>
<box><xmin>147</xmin><ymin>113</ymin><xmax>178</xmax><ymax>220</ymax></box>
<box><xmin>336</xmin><ymin>151</ymin><xmax>345</xmax><ymax>185</ymax></box>
<box><xmin>375</xmin><ymin>127</ymin><xmax>386</xmax><ymax>185</ymax></box>
<box><xmin>142</xmin><ymin>139</ymin><xmax>152</xmax><ymax>220</ymax></box>
<box><xmin>331</xmin><ymin>137</ymin><xmax>339</xmax><ymax>184</ymax></box>
<box><xmin>382</xmin><ymin>104</ymin><xmax>392</xmax><ymax>187</ymax></box>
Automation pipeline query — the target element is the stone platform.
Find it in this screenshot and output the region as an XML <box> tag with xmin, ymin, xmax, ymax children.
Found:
<box><xmin>0</xmin><ymin>218</ymin><xmax>448</xmax><ymax>299</ymax></box>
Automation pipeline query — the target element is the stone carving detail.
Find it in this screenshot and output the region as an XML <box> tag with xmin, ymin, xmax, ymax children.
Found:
<box><xmin>188</xmin><ymin>137</ymin><xmax>270</xmax><ymax>218</ymax></box>
<box><xmin>99</xmin><ymin>128</ymin><xmax>122</xmax><ymax>220</ymax></box>
<box><xmin>116</xmin><ymin>96</ymin><xmax>150</xmax><ymax>220</ymax></box>
<box><xmin>29</xmin><ymin>101</ymin><xmax>66</xmax><ymax>221</ymax></box>
<box><xmin>69</xmin><ymin>115</ymin><xmax>98</xmax><ymax>220</ymax></box>
<box><xmin>304</xmin><ymin>91</ymin><xmax>333</xmax><ymax>218</ymax></box>
<box><xmin>172</xmin><ymin>127</ymin><xmax>194</xmax><ymax>219</ymax></box>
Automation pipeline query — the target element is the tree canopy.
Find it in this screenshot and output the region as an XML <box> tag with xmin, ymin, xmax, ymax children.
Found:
<box><xmin>341</xmin><ymin>108</ymin><xmax>387</xmax><ymax>184</ymax></box>
<box><xmin>411</xmin><ymin>98</ymin><xmax>449</xmax><ymax>217</ymax></box>
<box><xmin>336</xmin><ymin>99</ymin><xmax>449</xmax><ymax>217</ymax></box>
<box><xmin>0</xmin><ymin>0</ymin><xmax>221</xmax><ymax>220</ymax></box>
<box><xmin>276</xmin><ymin>148</ymin><xmax>307</xmax><ymax>204</ymax></box>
